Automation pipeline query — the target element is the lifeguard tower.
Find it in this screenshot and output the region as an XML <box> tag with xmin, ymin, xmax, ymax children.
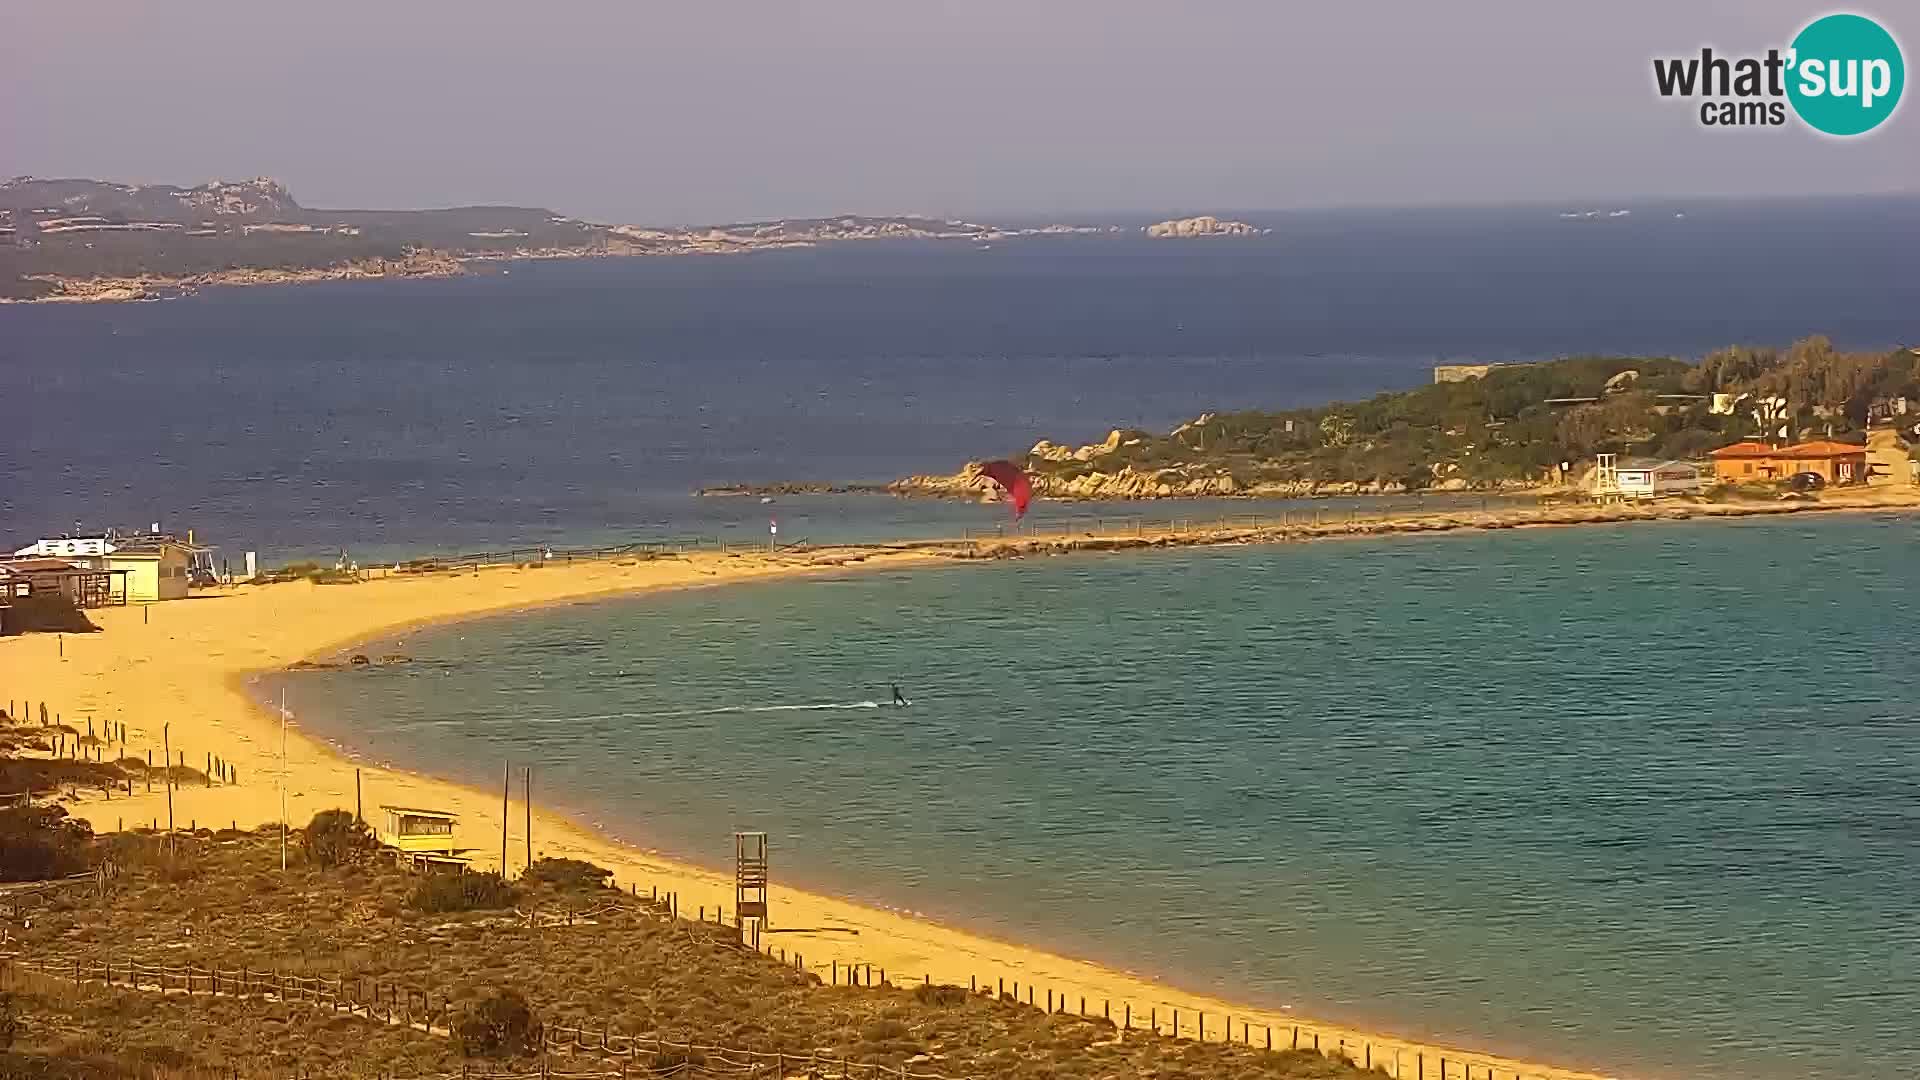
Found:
<box><xmin>379</xmin><ymin>805</ymin><xmax>470</xmax><ymax>871</ymax></box>
<box><xmin>735</xmin><ymin>832</ymin><xmax>769</xmax><ymax>939</ymax></box>
<box><xmin>1591</xmin><ymin>453</ymin><xmax>1621</xmax><ymax>502</ymax></box>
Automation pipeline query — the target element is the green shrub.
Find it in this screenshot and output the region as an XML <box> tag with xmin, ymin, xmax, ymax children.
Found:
<box><xmin>0</xmin><ymin>804</ymin><xmax>94</xmax><ymax>882</ymax></box>
<box><xmin>520</xmin><ymin>857</ymin><xmax>612</xmax><ymax>891</ymax></box>
<box><xmin>408</xmin><ymin>871</ymin><xmax>516</xmax><ymax>913</ymax></box>
<box><xmin>912</xmin><ymin>983</ymin><xmax>970</xmax><ymax>1008</ymax></box>
<box><xmin>454</xmin><ymin>988</ymin><xmax>542</xmax><ymax>1058</ymax></box>
<box><xmin>304</xmin><ymin>810</ymin><xmax>375</xmax><ymax>868</ymax></box>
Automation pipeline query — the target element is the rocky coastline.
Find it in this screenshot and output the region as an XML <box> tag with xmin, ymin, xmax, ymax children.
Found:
<box><xmin>706</xmin><ymin>467</ymin><xmax>1551</xmax><ymax>503</ymax></box>
<box><xmin>1143</xmin><ymin>215</ymin><xmax>1265</xmax><ymax>238</ymax></box>
<box><xmin>886</xmin><ymin>460</ymin><xmax>1548</xmax><ymax>501</ymax></box>
<box><xmin>7</xmin><ymin>251</ymin><xmax>465</xmax><ymax>303</ymax></box>
<box><xmin>696</xmin><ymin>482</ymin><xmax>892</xmax><ymax>497</ymax></box>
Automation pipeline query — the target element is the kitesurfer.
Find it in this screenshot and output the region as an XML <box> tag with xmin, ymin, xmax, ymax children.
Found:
<box><xmin>890</xmin><ymin>683</ymin><xmax>910</xmax><ymax>707</ymax></box>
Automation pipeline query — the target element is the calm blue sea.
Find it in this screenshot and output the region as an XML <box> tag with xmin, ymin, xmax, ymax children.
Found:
<box><xmin>7</xmin><ymin>197</ymin><xmax>1920</xmax><ymax>1078</ymax></box>
<box><xmin>4</xmin><ymin>196</ymin><xmax>1918</xmax><ymax>562</ymax></box>
<box><xmin>282</xmin><ymin>516</ymin><xmax>1920</xmax><ymax>1080</ymax></box>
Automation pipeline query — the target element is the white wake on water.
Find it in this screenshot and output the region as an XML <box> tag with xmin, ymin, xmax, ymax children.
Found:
<box><xmin>519</xmin><ymin>700</ymin><xmax>887</xmax><ymax>725</ymax></box>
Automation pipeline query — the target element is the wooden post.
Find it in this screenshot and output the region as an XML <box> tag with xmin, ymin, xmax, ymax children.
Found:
<box><xmin>355</xmin><ymin>769</ymin><xmax>362</xmax><ymax>824</ymax></box>
<box><xmin>525</xmin><ymin>765</ymin><xmax>532</xmax><ymax>867</ymax></box>
<box><xmin>500</xmin><ymin>758</ymin><xmax>510</xmax><ymax>875</ymax></box>
<box><xmin>162</xmin><ymin>724</ymin><xmax>175</xmax><ymax>856</ymax></box>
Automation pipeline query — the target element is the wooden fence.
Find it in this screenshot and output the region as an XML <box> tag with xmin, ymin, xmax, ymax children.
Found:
<box><xmin>1</xmin><ymin>951</ymin><xmax>974</xmax><ymax>1080</ymax></box>
<box><xmin>0</xmin><ymin>821</ymin><xmax>1581</xmax><ymax>1080</ymax></box>
<box><xmin>712</xmin><ymin>905</ymin><xmax>1575</xmax><ymax>1080</ymax></box>
<box><xmin>3</xmin><ymin>694</ymin><xmax>241</xmax><ymax>795</ymax></box>
<box><xmin>4</xmin><ymin>936</ymin><xmax>1575</xmax><ymax>1080</ymax></box>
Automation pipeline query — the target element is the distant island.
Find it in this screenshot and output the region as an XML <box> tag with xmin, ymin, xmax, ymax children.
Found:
<box><xmin>0</xmin><ymin>175</ymin><xmax>1114</xmax><ymax>302</ymax></box>
<box><xmin>1143</xmin><ymin>215</ymin><xmax>1265</xmax><ymax>237</ymax></box>
<box><xmin>707</xmin><ymin>337</ymin><xmax>1920</xmax><ymax>500</ymax></box>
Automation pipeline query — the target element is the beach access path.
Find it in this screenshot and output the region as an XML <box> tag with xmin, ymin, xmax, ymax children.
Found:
<box><xmin>9</xmin><ymin>488</ymin><xmax>1918</xmax><ymax>1080</ymax></box>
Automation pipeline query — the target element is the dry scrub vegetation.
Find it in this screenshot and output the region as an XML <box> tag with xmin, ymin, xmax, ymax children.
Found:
<box><xmin>0</xmin><ymin>819</ymin><xmax>1387</xmax><ymax>1079</ymax></box>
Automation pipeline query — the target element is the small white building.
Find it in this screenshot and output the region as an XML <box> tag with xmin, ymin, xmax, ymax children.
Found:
<box><xmin>14</xmin><ymin>530</ymin><xmax>212</xmax><ymax>601</ymax></box>
<box><xmin>1595</xmin><ymin>456</ymin><xmax>1706</xmax><ymax>499</ymax></box>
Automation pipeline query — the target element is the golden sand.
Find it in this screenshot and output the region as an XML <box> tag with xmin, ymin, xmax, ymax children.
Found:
<box><xmin>15</xmin><ymin>493</ymin><xmax>1915</xmax><ymax>1078</ymax></box>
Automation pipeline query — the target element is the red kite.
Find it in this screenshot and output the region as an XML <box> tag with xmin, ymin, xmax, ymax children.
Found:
<box><xmin>978</xmin><ymin>459</ymin><xmax>1032</xmax><ymax>520</ymax></box>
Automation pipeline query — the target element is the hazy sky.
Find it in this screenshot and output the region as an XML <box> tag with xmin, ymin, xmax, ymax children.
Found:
<box><xmin>3</xmin><ymin>1</ymin><xmax>1913</xmax><ymax>223</ymax></box>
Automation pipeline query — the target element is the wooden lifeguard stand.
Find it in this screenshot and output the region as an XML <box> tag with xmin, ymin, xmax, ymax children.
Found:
<box><xmin>735</xmin><ymin>831</ymin><xmax>769</xmax><ymax>930</ymax></box>
<box><xmin>1592</xmin><ymin>453</ymin><xmax>1620</xmax><ymax>502</ymax></box>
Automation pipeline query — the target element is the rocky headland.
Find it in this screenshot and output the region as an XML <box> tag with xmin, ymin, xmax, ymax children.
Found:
<box><xmin>1</xmin><ymin>175</ymin><xmax>1118</xmax><ymax>302</ymax></box>
<box><xmin>7</xmin><ymin>251</ymin><xmax>464</xmax><ymax>303</ymax></box>
<box><xmin>886</xmin><ymin>429</ymin><xmax>1540</xmax><ymax>503</ymax></box>
<box><xmin>1143</xmin><ymin>215</ymin><xmax>1265</xmax><ymax>238</ymax></box>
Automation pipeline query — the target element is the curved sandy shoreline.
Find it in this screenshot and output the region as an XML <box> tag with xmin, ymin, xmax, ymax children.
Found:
<box><xmin>14</xmin><ymin>497</ymin><xmax>1917</xmax><ymax>1080</ymax></box>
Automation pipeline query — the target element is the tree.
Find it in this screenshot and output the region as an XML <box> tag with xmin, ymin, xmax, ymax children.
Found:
<box><xmin>303</xmin><ymin>809</ymin><xmax>375</xmax><ymax>868</ymax></box>
<box><xmin>455</xmin><ymin>988</ymin><xmax>542</xmax><ymax>1058</ymax></box>
<box><xmin>0</xmin><ymin>805</ymin><xmax>94</xmax><ymax>882</ymax></box>
<box><xmin>521</xmin><ymin>857</ymin><xmax>613</xmax><ymax>891</ymax></box>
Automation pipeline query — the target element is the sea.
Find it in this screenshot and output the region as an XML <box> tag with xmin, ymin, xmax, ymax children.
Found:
<box><xmin>4</xmin><ymin>196</ymin><xmax>1917</xmax><ymax>562</ymax></box>
<box><xmin>6</xmin><ymin>196</ymin><xmax>1920</xmax><ymax>1078</ymax></box>
<box><xmin>281</xmin><ymin>516</ymin><xmax>1920</xmax><ymax>1080</ymax></box>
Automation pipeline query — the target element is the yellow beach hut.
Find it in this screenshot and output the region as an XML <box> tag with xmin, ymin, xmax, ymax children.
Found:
<box><xmin>102</xmin><ymin>539</ymin><xmax>198</xmax><ymax>602</ymax></box>
<box><xmin>379</xmin><ymin>805</ymin><xmax>460</xmax><ymax>855</ymax></box>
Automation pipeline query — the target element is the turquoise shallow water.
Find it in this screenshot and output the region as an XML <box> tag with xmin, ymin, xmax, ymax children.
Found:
<box><xmin>285</xmin><ymin>514</ymin><xmax>1920</xmax><ymax>1080</ymax></box>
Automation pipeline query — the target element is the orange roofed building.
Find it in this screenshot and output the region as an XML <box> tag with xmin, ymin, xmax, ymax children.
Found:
<box><xmin>1709</xmin><ymin>440</ymin><xmax>1867</xmax><ymax>484</ymax></box>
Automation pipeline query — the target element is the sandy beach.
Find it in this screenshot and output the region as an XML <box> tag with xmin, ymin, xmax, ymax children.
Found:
<box><xmin>10</xmin><ymin>492</ymin><xmax>1919</xmax><ymax>1080</ymax></box>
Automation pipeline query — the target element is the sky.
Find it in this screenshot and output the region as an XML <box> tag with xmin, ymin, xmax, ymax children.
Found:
<box><xmin>3</xmin><ymin>1</ymin><xmax>1914</xmax><ymax>223</ymax></box>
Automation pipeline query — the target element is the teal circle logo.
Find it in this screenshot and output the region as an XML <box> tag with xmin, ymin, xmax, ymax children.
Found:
<box><xmin>1787</xmin><ymin>13</ymin><xmax>1905</xmax><ymax>135</ymax></box>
